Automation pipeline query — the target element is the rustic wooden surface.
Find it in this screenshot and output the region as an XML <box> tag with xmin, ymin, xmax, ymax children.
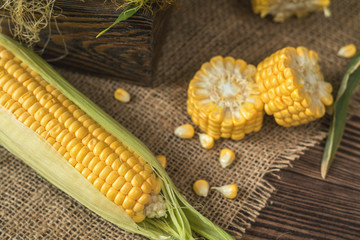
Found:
<box><xmin>0</xmin><ymin>0</ymin><xmax>171</xmax><ymax>86</ymax></box>
<box><xmin>243</xmin><ymin>114</ymin><xmax>360</xmax><ymax>240</ymax></box>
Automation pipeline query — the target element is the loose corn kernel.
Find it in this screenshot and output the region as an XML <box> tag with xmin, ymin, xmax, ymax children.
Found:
<box><xmin>219</xmin><ymin>148</ymin><xmax>235</xmax><ymax>168</ymax></box>
<box><xmin>114</xmin><ymin>87</ymin><xmax>130</xmax><ymax>103</ymax></box>
<box><xmin>212</xmin><ymin>184</ymin><xmax>238</xmax><ymax>199</ymax></box>
<box><xmin>156</xmin><ymin>155</ymin><xmax>167</xmax><ymax>168</ymax></box>
<box><xmin>193</xmin><ymin>179</ymin><xmax>210</xmax><ymax>197</ymax></box>
<box><xmin>337</xmin><ymin>44</ymin><xmax>357</xmax><ymax>58</ymax></box>
<box><xmin>256</xmin><ymin>46</ymin><xmax>333</xmax><ymax>127</ymax></box>
<box><xmin>174</xmin><ymin>124</ymin><xmax>195</xmax><ymax>139</ymax></box>
<box><xmin>251</xmin><ymin>0</ymin><xmax>331</xmax><ymax>22</ymax></box>
<box><xmin>198</xmin><ymin>133</ymin><xmax>214</xmax><ymax>149</ymax></box>
<box><xmin>187</xmin><ymin>56</ymin><xmax>264</xmax><ymax>141</ymax></box>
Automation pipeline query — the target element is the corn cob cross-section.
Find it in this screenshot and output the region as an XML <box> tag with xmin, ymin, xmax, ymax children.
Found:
<box><xmin>256</xmin><ymin>46</ymin><xmax>333</xmax><ymax>127</ymax></box>
<box><xmin>187</xmin><ymin>56</ymin><xmax>264</xmax><ymax>141</ymax></box>
<box><xmin>0</xmin><ymin>45</ymin><xmax>163</xmax><ymax>223</ymax></box>
<box><xmin>251</xmin><ymin>0</ymin><xmax>331</xmax><ymax>22</ymax></box>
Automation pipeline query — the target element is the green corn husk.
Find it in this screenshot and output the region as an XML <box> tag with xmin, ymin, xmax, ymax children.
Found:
<box><xmin>321</xmin><ymin>51</ymin><xmax>360</xmax><ymax>179</ymax></box>
<box><xmin>0</xmin><ymin>33</ymin><xmax>234</xmax><ymax>240</ymax></box>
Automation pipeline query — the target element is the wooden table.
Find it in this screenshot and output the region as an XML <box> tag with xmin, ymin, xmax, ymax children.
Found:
<box><xmin>243</xmin><ymin>115</ymin><xmax>360</xmax><ymax>239</ymax></box>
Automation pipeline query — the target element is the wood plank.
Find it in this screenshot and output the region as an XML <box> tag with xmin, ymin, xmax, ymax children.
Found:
<box><xmin>0</xmin><ymin>0</ymin><xmax>171</xmax><ymax>86</ymax></box>
<box><xmin>243</xmin><ymin>116</ymin><xmax>360</xmax><ymax>239</ymax></box>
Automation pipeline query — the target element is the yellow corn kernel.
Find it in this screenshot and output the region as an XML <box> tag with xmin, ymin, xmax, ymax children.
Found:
<box><xmin>219</xmin><ymin>148</ymin><xmax>235</xmax><ymax>168</ymax></box>
<box><xmin>212</xmin><ymin>184</ymin><xmax>238</xmax><ymax>199</ymax></box>
<box><xmin>193</xmin><ymin>179</ymin><xmax>210</xmax><ymax>197</ymax></box>
<box><xmin>132</xmin><ymin>214</ymin><xmax>146</xmax><ymax>223</ymax></box>
<box><xmin>156</xmin><ymin>155</ymin><xmax>167</xmax><ymax>168</ymax></box>
<box><xmin>198</xmin><ymin>133</ymin><xmax>214</xmax><ymax>149</ymax></box>
<box><xmin>174</xmin><ymin>124</ymin><xmax>194</xmax><ymax>139</ymax></box>
<box><xmin>337</xmin><ymin>44</ymin><xmax>357</xmax><ymax>58</ymax></box>
<box><xmin>141</xmin><ymin>181</ymin><xmax>152</xmax><ymax>194</ymax></box>
<box><xmin>187</xmin><ymin>56</ymin><xmax>264</xmax><ymax>140</ymax></box>
<box><xmin>114</xmin><ymin>87</ymin><xmax>130</xmax><ymax>103</ymax></box>
<box><xmin>251</xmin><ymin>0</ymin><xmax>331</xmax><ymax>22</ymax></box>
<box><xmin>256</xmin><ymin>46</ymin><xmax>333</xmax><ymax>127</ymax></box>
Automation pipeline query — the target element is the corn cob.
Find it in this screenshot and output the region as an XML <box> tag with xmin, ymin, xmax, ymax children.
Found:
<box><xmin>0</xmin><ymin>44</ymin><xmax>163</xmax><ymax>223</ymax></box>
<box><xmin>251</xmin><ymin>0</ymin><xmax>331</xmax><ymax>22</ymax></box>
<box><xmin>0</xmin><ymin>34</ymin><xmax>235</xmax><ymax>240</ymax></box>
<box><xmin>187</xmin><ymin>56</ymin><xmax>264</xmax><ymax>140</ymax></box>
<box><xmin>256</xmin><ymin>46</ymin><xmax>333</xmax><ymax>127</ymax></box>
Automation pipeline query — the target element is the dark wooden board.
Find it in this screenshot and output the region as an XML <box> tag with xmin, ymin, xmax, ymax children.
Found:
<box><xmin>243</xmin><ymin>115</ymin><xmax>360</xmax><ymax>240</ymax></box>
<box><xmin>0</xmin><ymin>0</ymin><xmax>171</xmax><ymax>86</ymax></box>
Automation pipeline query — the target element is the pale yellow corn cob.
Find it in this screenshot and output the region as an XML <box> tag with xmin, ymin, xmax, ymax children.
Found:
<box><xmin>251</xmin><ymin>0</ymin><xmax>331</xmax><ymax>22</ymax></box>
<box><xmin>0</xmin><ymin>45</ymin><xmax>163</xmax><ymax>223</ymax></box>
<box><xmin>187</xmin><ymin>56</ymin><xmax>264</xmax><ymax>140</ymax></box>
<box><xmin>256</xmin><ymin>46</ymin><xmax>333</xmax><ymax>127</ymax></box>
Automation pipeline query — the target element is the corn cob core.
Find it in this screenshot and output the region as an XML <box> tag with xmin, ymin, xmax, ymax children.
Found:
<box><xmin>187</xmin><ymin>56</ymin><xmax>264</xmax><ymax>140</ymax></box>
<box><xmin>0</xmin><ymin>45</ymin><xmax>164</xmax><ymax>223</ymax></box>
<box><xmin>256</xmin><ymin>46</ymin><xmax>333</xmax><ymax>127</ymax></box>
<box><xmin>251</xmin><ymin>0</ymin><xmax>330</xmax><ymax>22</ymax></box>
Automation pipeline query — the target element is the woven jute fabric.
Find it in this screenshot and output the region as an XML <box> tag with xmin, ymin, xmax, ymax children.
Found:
<box><xmin>1</xmin><ymin>0</ymin><xmax>360</xmax><ymax>239</ymax></box>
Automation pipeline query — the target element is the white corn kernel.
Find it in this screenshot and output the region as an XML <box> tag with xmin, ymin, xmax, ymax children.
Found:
<box><xmin>114</xmin><ymin>88</ymin><xmax>131</xmax><ymax>103</ymax></box>
<box><xmin>144</xmin><ymin>194</ymin><xmax>167</xmax><ymax>218</ymax></box>
<box><xmin>193</xmin><ymin>179</ymin><xmax>209</xmax><ymax>197</ymax></box>
<box><xmin>219</xmin><ymin>148</ymin><xmax>235</xmax><ymax>168</ymax></box>
<box><xmin>337</xmin><ymin>44</ymin><xmax>357</xmax><ymax>58</ymax></box>
<box><xmin>156</xmin><ymin>155</ymin><xmax>167</xmax><ymax>168</ymax></box>
<box><xmin>212</xmin><ymin>184</ymin><xmax>238</xmax><ymax>199</ymax></box>
<box><xmin>199</xmin><ymin>133</ymin><xmax>214</xmax><ymax>149</ymax></box>
<box><xmin>174</xmin><ymin>124</ymin><xmax>194</xmax><ymax>139</ymax></box>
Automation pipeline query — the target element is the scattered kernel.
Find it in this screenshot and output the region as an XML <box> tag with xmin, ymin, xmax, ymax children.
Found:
<box><xmin>174</xmin><ymin>124</ymin><xmax>194</xmax><ymax>139</ymax></box>
<box><xmin>337</xmin><ymin>44</ymin><xmax>357</xmax><ymax>58</ymax></box>
<box><xmin>199</xmin><ymin>133</ymin><xmax>214</xmax><ymax>149</ymax></box>
<box><xmin>114</xmin><ymin>88</ymin><xmax>131</xmax><ymax>103</ymax></box>
<box><xmin>219</xmin><ymin>148</ymin><xmax>235</xmax><ymax>168</ymax></box>
<box><xmin>212</xmin><ymin>184</ymin><xmax>238</xmax><ymax>199</ymax></box>
<box><xmin>156</xmin><ymin>155</ymin><xmax>167</xmax><ymax>168</ymax></box>
<box><xmin>193</xmin><ymin>179</ymin><xmax>210</xmax><ymax>197</ymax></box>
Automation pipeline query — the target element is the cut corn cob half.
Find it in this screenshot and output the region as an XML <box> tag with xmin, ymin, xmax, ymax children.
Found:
<box><xmin>0</xmin><ymin>34</ymin><xmax>235</xmax><ymax>240</ymax></box>
<box><xmin>251</xmin><ymin>0</ymin><xmax>331</xmax><ymax>22</ymax></box>
<box><xmin>256</xmin><ymin>46</ymin><xmax>333</xmax><ymax>127</ymax></box>
<box><xmin>187</xmin><ymin>56</ymin><xmax>264</xmax><ymax>140</ymax></box>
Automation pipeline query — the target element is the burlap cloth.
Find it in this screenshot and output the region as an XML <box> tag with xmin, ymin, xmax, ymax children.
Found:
<box><xmin>1</xmin><ymin>0</ymin><xmax>360</xmax><ymax>239</ymax></box>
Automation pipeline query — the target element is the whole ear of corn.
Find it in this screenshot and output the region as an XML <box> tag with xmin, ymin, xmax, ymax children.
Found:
<box><xmin>256</xmin><ymin>46</ymin><xmax>333</xmax><ymax>127</ymax></box>
<box><xmin>0</xmin><ymin>34</ymin><xmax>235</xmax><ymax>240</ymax></box>
<box><xmin>251</xmin><ymin>0</ymin><xmax>331</xmax><ymax>22</ymax></box>
<box><xmin>0</xmin><ymin>42</ymin><xmax>161</xmax><ymax>223</ymax></box>
<box><xmin>187</xmin><ymin>56</ymin><xmax>264</xmax><ymax>141</ymax></box>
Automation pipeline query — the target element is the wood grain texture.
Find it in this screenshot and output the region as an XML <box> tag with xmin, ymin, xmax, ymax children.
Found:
<box><xmin>243</xmin><ymin>115</ymin><xmax>360</xmax><ymax>240</ymax></box>
<box><xmin>0</xmin><ymin>0</ymin><xmax>171</xmax><ymax>86</ymax></box>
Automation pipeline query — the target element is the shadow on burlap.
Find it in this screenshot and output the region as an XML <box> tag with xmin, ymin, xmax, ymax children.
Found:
<box><xmin>1</xmin><ymin>0</ymin><xmax>360</xmax><ymax>239</ymax></box>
